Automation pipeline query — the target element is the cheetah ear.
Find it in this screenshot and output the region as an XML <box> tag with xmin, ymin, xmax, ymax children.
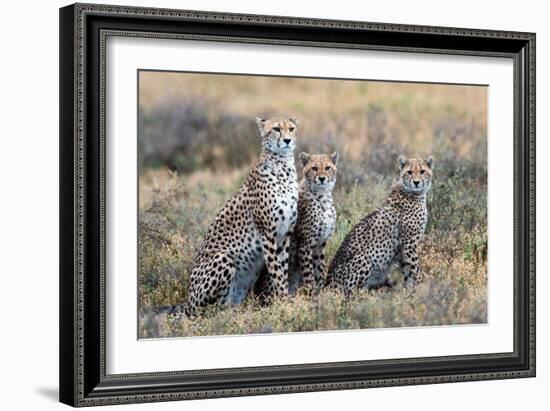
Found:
<box><xmin>426</xmin><ymin>155</ymin><xmax>434</xmax><ymax>169</ymax></box>
<box><xmin>255</xmin><ymin>117</ymin><xmax>266</xmax><ymax>127</ymax></box>
<box><xmin>255</xmin><ymin>117</ymin><xmax>267</xmax><ymax>135</ymax></box>
<box><xmin>290</xmin><ymin>116</ymin><xmax>299</xmax><ymax>126</ymax></box>
<box><xmin>299</xmin><ymin>152</ymin><xmax>311</xmax><ymax>166</ymax></box>
<box><xmin>398</xmin><ymin>155</ymin><xmax>407</xmax><ymax>169</ymax></box>
<box><xmin>330</xmin><ymin>151</ymin><xmax>339</xmax><ymax>166</ymax></box>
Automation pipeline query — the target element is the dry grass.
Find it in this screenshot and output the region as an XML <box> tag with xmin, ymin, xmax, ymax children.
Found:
<box><xmin>139</xmin><ymin>168</ymin><xmax>487</xmax><ymax>337</ymax></box>
<box><xmin>137</xmin><ymin>72</ymin><xmax>487</xmax><ymax>338</ymax></box>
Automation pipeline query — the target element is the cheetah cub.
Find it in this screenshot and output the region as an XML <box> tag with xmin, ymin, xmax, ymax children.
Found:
<box><xmin>288</xmin><ymin>152</ymin><xmax>339</xmax><ymax>294</ymax></box>
<box><xmin>186</xmin><ymin>117</ymin><xmax>299</xmax><ymax>313</ymax></box>
<box><xmin>327</xmin><ymin>155</ymin><xmax>434</xmax><ymax>294</ymax></box>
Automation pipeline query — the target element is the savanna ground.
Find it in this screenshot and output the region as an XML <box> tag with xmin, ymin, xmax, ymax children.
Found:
<box><xmin>138</xmin><ymin>71</ymin><xmax>488</xmax><ymax>338</ymax></box>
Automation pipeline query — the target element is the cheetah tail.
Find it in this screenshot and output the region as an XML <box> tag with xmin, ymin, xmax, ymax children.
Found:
<box><xmin>154</xmin><ymin>302</ymin><xmax>190</xmax><ymax>318</ymax></box>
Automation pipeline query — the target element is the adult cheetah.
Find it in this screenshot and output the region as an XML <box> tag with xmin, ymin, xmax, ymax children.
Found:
<box><xmin>186</xmin><ymin>116</ymin><xmax>299</xmax><ymax>313</ymax></box>
<box><xmin>288</xmin><ymin>152</ymin><xmax>339</xmax><ymax>294</ymax></box>
<box><xmin>327</xmin><ymin>155</ymin><xmax>434</xmax><ymax>294</ymax></box>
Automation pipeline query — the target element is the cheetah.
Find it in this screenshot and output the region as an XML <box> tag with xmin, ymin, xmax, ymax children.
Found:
<box><xmin>327</xmin><ymin>155</ymin><xmax>434</xmax><ymax>294</ymax></box>
<box><xmin>186</xmin><ymin>116</ymin><xmax>299</xmax><ymax>313</ymax></box>
<box><xmin>287</xmin><ymin>152</ymin><xmax>339</xmax><ymax>294</ymax></box>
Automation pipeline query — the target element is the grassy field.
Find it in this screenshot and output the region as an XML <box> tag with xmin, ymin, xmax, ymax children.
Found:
<box><xmin>138</xmin><ymin>71</ymin><xmax>487</xmax><ymax>338</ymax></box>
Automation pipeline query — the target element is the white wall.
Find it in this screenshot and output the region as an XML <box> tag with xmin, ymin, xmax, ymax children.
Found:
<box><xmin>0</xmin><ymin>0</ymin><xmax>546</xmax><ymax>409</ymax></box>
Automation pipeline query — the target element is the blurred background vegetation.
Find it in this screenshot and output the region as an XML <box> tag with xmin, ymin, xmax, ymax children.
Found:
<box><xmin>138</xmin><ymin>71</ymin><xmax>488</xmax><ymax>338</ymax></box>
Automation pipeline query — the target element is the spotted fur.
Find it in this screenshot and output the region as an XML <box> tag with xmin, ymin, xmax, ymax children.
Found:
<box><xmin>287</xmin><ymin>152</ymin><xmax>339</xmax><ymax>294</ymax></box>
<box><xmin>327</xmin><ymin>155</ymin><xmax>434</xmax><ymax>294</ymax></box>
<box><xmin>186</xmin><ymin>117</ymin><xmax>299</xmax><ymax>314</ymax></box>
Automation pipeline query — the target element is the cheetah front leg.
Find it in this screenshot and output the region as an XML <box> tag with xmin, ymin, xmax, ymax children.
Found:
<box><xmin>259</xmin><ymin>231</ymin><xmax>289</xmax><ymax>298</ymax></box>
<box><xmin>298</xmin><ymin>241</ymin><xmax>315</xmax><ymax>293</ymax></box>
<box><xmin>313</xmin><ymin>242</ymin><xmax>328</xmax><ymax>290</ymax></box>
<box><xmin>280</xmin><ymin>233</ymin><xmax>292</xmax><ymax>281</ymax></box>
<box><xmin>400</xmin><ymin>239</ymin><xmax>422</xmax><ymax>288</ymax></box>
<box><xmin>300</xmin><ymin>243</ymin><xmax>325</xmax><ymax>293</ymax></box>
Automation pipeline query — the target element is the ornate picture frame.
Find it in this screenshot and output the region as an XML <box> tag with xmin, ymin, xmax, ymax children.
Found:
<box><xmin>59</xmin><ymin>3</ymin><xmax>535</xmax><ymax>407</ymax></box>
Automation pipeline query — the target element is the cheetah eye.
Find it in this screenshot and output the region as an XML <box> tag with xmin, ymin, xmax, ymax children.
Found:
<box><xmin>289</xmin><ymin>127</ymin><xmax>295</xmax><ymax>132</ymax></box>
<box><xmin>420</xmin><ymin>169</ymin><xmax>426</xmax><ymax>175</ymax></box>
<box><xmin>311</xmin><ymin>166</ymin><xmax>318</xmax><ymax>172</ymax></box>
<box><xmin>325</xmin><ymin>166</ymin><xmax>331</xmax><ymax>171</ymax></box>
<box><xmin>272</xmin><ymin>127</ymin><xmax>281</xmax><ymax>133</ymax></box>
<box><xmin>407</xmin><ymin>170</ymin><xmax>413</xmax><ymax>175</ymax></box>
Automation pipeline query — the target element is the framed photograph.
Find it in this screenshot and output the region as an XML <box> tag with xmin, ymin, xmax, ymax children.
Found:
<box><xmin>59</xmin><ymin>3</ymin><xmax>535</xmax><ymax>407</ymax></box>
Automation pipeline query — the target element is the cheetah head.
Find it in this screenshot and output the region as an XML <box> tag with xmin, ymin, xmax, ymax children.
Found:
<box><xmin>300</xmin><ymin>151</ymin><xmax>339</xmax><ymax>192</ymax></box>
<box><xmin>398</xmin><ymin>155</ymin><xmax>434</xmax><ymax>195</ymax></box>
<box><xmin>256</xmin><ymin>116</ymin><xmax>298</xmax><ymax>156</ymax></box>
